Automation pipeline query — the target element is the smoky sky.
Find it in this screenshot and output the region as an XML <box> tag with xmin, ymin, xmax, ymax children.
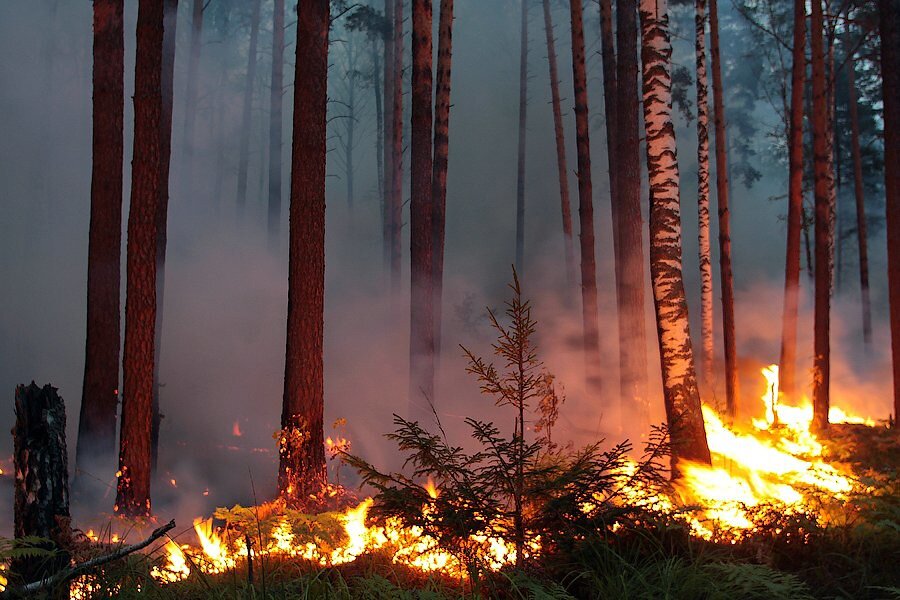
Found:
<box><xmin>0</xmin><ymin>0</ymin><xmax>892</xmax><ymax>533</ymax></box>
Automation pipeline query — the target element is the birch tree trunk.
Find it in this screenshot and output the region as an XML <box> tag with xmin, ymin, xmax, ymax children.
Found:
<box><xmin>810</xmin><ymin>0</ymin><xmax>835</xmax><ymax>433</ymax></box>
<box><xmin>268</xmin><ymin>0</ymin><xmax>285</xmax><ymax>242</ymax></box>
<box><xmin>708</xmin><ymin>0</ymin><xmax>739</xmax><ymax>420</ymax></box>
<box><xmin>236</xmin><ymin>0</ymin><xmax>261</xmax><ymax>213</ymax></box>
<box><xmin>116</xmin><ymin>0</ymin><xmax>164</xmax><ymax>517</ymax></box>
<box><xmin>432</xmin><ymin>0</ymin><xmax>454</xmax><ymax>362</ymax></box>
<box><xmin>515</xmin><ymin>0</ymin><xmax>528</xmax><ymax>274</ymax></box>
<box><xmin>639</xmin><ymin>0</ymin><xmax>711</xmax><ymax>469</ymax></box>
<box><xmin>409</xmin><ymin>0</ymin><xmax>435</xmax><ymax>418</ymax></box>
<box><xmin>694</xmin><ymin>0</ymin><xmax>714</xmax><ymax>392</ymax></box>
<box><xmin>568</xmin><ymin>0</ymin><xmax>603</xmax><ymax>396</ymax></box>
<box><xmin>778</xmin><ymin>0</ymin><xmax>806</xmax><ymax>402</ymax></box>
<box><xmin>279</xmin><ymin>0</ymin><xmax>329</xmax><ymax>507</ymax></box>
<box><xmin>847</xmin><ymin>57</ymin><xmax>871</xmax><ymax>344</ymax></box>
<box><xmin>541</xmin><ymin>0</ymin><xmax>576</xmax><ymax>289</ymax></box>
<box><xmin>616</xmin><ymin>0</ymin><xmax>648</xmax><ymax>419</ymax></box>
<box><xmin>879</xmin><ymin>0</ymin><xmax>900</xmax><ymax>424</ymax></box>
<box><xmin>76</xmin><ymin>0</ymin><xmax>124</xmax><ymax>478</ymax></box>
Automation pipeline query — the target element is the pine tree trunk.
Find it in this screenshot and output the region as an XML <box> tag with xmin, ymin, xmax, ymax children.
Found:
<box><xmin>268</xmin><ymin>0</ymin><xmax>285</xmax><ymax>243</ymax></box>
<box><xmin>383</xmin><ymin>0</ymin><xmax>394</xmax><ymax>275</ymax></box>
<box><xmin>541</xmin><ymin>0</ymin><xmax>576</xmax><ymax>289</ymax></box>
<box><xmin>708</xmin><ymin>0</ymin><xmax>739</xmax><ymax>420</ymax></box>
<box><xmin>515</xmin><ymin>0</ymin><xmax>528</xmax><ymax>274</ymax></box>
<box><xmin>409</xmin><ymin>0</ymin><xmax>434</xmax><ymax>418</ymax></box>
<box><xmin>432</xmin><ymin>0</ymin><xmax>454</xmax><ymax>362</ymax></box>
<box><xmin>346</xmin><ymin>40</ymin><xmax>357</xmax><ymax>210</ymax></box>
<box><xmin>76</xmin><ymin>0</ymin><xmax>124</xmax><ymax>478</ymax></box>
<box><xmin>616</xmin><ymin>0</ymin><xmax>648</xmax><ymax>419</ymax></box>
<box><xmin>181</xmin><ymin>0</ymin><xmax>203</xmax><ymax>194</ymax></box>
<box><xmin>847</xmin><ymin>59</ymin><xmax>871</xmax><ymax>344</ymax></box>
<box><xmin>237</xmin><ymin>0</ymin><xmax>262</xmax><ymax>213</ymax></box>
<box><xmin>598</xmin><ymin>0</ymin><xmax>618</xmax><ymax>277</ymax></box>
<box><xmin>810</xmin><ymin>0</ymin><xmax>834</xmax><ymax>433</ymax></box>
<box><xmin>694</xmin><ymin>0</ymin><xmax>714</xmax><ymax>392</ymax></box>
<box><xmin>569</xmin><ymin>0</ymin><xmax>603</xmax><ymax>396</ymax></box>
<box><xmin>639</xmin><ymin>0</ymin><xmax>711</xmax><ymax>470</ymax></box>
<box><xmin>116</xmin><ymin>0</ymin><xmax>164</xmax><ymax>517</ymax></box>
<box><xmin>879</xmin><ymin>0</ymin><xmax>900</xmax><ymax>424</ymax></box>
<box><xmin>391</xmin><ymin>0</ymin><xmax>404</xmax><ymax>293</ymax></box>
<box><xmin>279</xmin><ymin>0</ymin><xmax>329</xmax><ymax>507</ymax></box>
<box><xmin>778</xmin><ymin>0</ymin><xmax>806</xmax><ymax>402</ymax></box>
<box><xmin>374</xmin><ymin>45</ymin><xmax>384</xmax><ymax>210</ymax></box>
<box><xmin>151</xmin><ymin>0</ymin><xmax>178</xmax><ymax>475</ymax></box>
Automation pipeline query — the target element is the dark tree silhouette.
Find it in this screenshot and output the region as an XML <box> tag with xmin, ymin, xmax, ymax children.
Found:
<box><xmin>515</xmin><ymin>0</ymin><xmax>528</xmax><ymax>274</ymax></box>
<box><xmin>847</xmin><ymin>58</ymin><xmax>871</xmax><ymax>345</ymax></box>
<box><xmin>236</xmin><ymin>0</ymin><xmax>262</xmax><ymax>213</ymax></box>
<box><xmin>269</xmin><ymin>0</ymin><xmax>285</xmax><ymax>242</ymax></box>
<box><xmin>279</xmin><ymin>0</ymin><xmax>329</xmax><ymax>506</ymax></box>
<box><xmin>181</xmin><ymin>0</ymin><xmax>203</xmax><ymax>194</ymax></box>
<box><xmin>390</xmin><ymin>0</ymin><xmax>403</xmax><ymax>292</ymax></box>
<box><xmin>76</xmin><ymin>0</ymin><xmax>124</xmax><ymax>479</ymax></box>
<box><xmin>116</xmin><ymin>0</ymin><xmax>164</xmax><ymax>517</ymax></box>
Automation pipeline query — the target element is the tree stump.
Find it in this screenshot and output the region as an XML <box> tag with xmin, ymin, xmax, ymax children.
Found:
<box><xmin>12</xmin><ymin>382</ymin><xmax>71</xmax><ymax>589</ymax></box>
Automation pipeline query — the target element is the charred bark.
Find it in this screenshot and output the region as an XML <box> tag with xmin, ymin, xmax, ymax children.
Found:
<box><xmin>639</xmin><ymin>0</ymin><xmax>711</xmax><ymax>469</ymax></box>
<box><xmin>76</xmin><ymin>0</ymin><xmax>124</xmax><ymax>479</ymax></box>
<box><xmin>778</xmin><ymin>0</ymin><xmax>806</xmax><ymax>402</ymax></box>
<box><xmin>13</xmin><ymin>383</ymin><xmax>71</xmax><ymax>588</ymax></box>
<box><xmin>116</xmin><ymin>0</ymin><xmax>164</xmax><ymax>517</ymax></box>
<box><xmin>541</xmin><ymin>0</ymin><xmax>576</xmax><ymax>289</ymax></box>
<box><xmin>279</xmin><ymin>0</ymin><xmax>329</xmax><ymax>507</ymax></box>
<box><xmin>569</xmin><ymin>0</ymin><xmax>603</xmax><ymax>396</ymax></box>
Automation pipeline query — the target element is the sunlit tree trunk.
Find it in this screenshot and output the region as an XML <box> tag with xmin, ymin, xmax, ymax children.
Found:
<box><xmin>76</xmin><ymin>0</ymin><xmax>124</xmax><ymax>479</ymax></box>
<box><xmin>778</xmin><ymin>0</ymin><xmax>806</xmax><ymax>403</ymax></box>
<box><xmin>568</xmin><ymin>0</ymin><xmax>603</xmax><ymax>396</ymax></box>
<box><xmin>847</xmin><ymin>59</ymin><xmax>871</xmax><ymax>345</ymax></box>
<box><xmin>236</xmin><ymin>0</ymin><xmax>261</xmax><ymax>214</ymax></box>
<box><xmin>151</xmin><ymin>0</ymin><xmax>178</xmax><ymax>474</ymax></box>
<box><xmin>694</xmin><ymin>0</ymin><xmax>713</xmax><ymax>392</ymax></box>
<box><xmin>409</xmin><ymin>0</ymin><xmax>434</xmax><ymax>418</ymax></box>
<box><xmin>515</xmin><ymin>0</ymin><xmax>528</xmax><ymax>274</ymax></box>
<box><xmin>541</xmin><ymin>0</ymin><xmax>576</xmax><ymax>289</ymax></box>
<box><xmin>432</xmin><ymin>0</ymin><xmax>454</xmax><ymax>362</ymax></box>
<box><xmin>116</xmin><ymin>0</ymin><xmax>164</xmax><ymax>517</ymax></box>
<box><xmin>391</xmin><ymin>0</ymin><xmax>404</xmax><ymax>293</ymax></box>
<box><xmin>181</xmin><ymin>0</ymin><xmax>203</xmax><ymax>194</ymax></box>
<box><xmin>383</xmin><ymin>0</ymin><xmax>394</xmax><ymax>275</ymax></box>
<box><xmin>279</xmin><ymin>0</ymin><xmax>329</xmax><ymax>507</ymax></box>
<box><xmin>639</xmin><ymin>0</ymin><xmax>711</xmax><ymax>469</ymax></box>
<box><xmin>880</xmin><ymin>0</ymin><xmax>900</xmax><ymax>424</ymax></box>
<box><xmin>268</xmin><ymin>0</ymin><xmax>285</xmax><ymax>243</ymax></box>
<box><xmin>708</xmin><ymin>0</ymin><xmax>738</xmax><ymax>420</ymax></box>
<box><xmin>616</xmin><ymin>0</ymin><xmax>648</xmax><ymax>420</ymax></box>
<box><xmin>810</xmin><ymin>0</ymin><xmax>834</xmax><ymax>433</ymax></box>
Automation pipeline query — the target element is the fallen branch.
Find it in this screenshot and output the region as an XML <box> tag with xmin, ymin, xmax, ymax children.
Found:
<box><xmin>1</xmin><ymin>519</ymin><xmax>176</xmax><ymax>598</ymax></box>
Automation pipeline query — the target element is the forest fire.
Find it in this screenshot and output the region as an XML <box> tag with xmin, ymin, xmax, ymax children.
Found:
<box><xmin>134</xmin><ymin>367</ymin><xmax>874</xmax><ymax>587</ymax></box>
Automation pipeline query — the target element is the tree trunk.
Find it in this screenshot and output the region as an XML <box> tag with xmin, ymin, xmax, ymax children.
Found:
<box><xmin>880</xmin><ymin>0</ymin><xmax>900</xmax><ymax>424</ymax></box>
<box><xmin>568</xmin><ymin>0</ymin><xmax>603</xmax><ymax>396</ymax></box>
<box><xmin>279</xmin><ymin>0</ymin><xmax>329</xmax><ymax>507</ymax></box>
<box><xmin>778</xmin><ymin>0</ymin><xmax>806</xmax><ymax>402</ymax></box>
<box><xmin>13</xmin><ymin>383</ymin><xmax>71</xmax><ymax>588</ymax></box>
<box><xmin>598</xmin><ymin>0</ymin><xmax>618</xmax><ymax>282</ymax></box>
<box><xmin>151</xmin><ymin>0</ymin><xmax>178</xmax><ymax>475</ymax></box>
<box><xmin>639</xmin><ymin>0</ymin><xmax>711</xmax><ymax>470</ymax></box>
<box><xmin>409</xmin><ymin>0</ymin><xmax>434</xmax><ymax>418</ymax></box>
<box><xmin>708</xmin><ymin>0</ymin><xmax>739</xmax><ymax>420</ymax></box>
<box><xmin>616</xmin><ymin>0</ymin><xmax>648</xmax><ymax>420</ymax></box>
<box><xmin>810</xmin><ymin>0</ymin><xmax>834</xmax><ymax>433</ymax></box>
<box><xmin>383</xmin><ymin>0</ymin><xmax>394</xmax><ymax>275</ymax></box>
<box><xmin>181</xmin><ymin>0</ymin><xmax>203</xmax><ymax>195</ymax></box>
<box><xmin>268</xmin><ymin>0</ymin><xmax>285</xmax><ymax>243</ymax></box>
<box><xmin>374</xmin><ymin>44</ymin><xmax>384</xmax><ymax>210</ymax></box>
<box><xmin>76</xmin><ymin>0</ymin><xmax>124</xmax><ymax>480</ymax></box>
<box><xmin>694</xmin><ymin>0</ymin><xmax>713</xmax><ymax>392</ymax></box>
<box><xmin>236</xmin><ymin>0</ymin><xmax>262</xmax><ymax>213</ymax></box>
<box><xmin>541</xmin><ymin>0</ymin><xmax>576</xmax><ymax>289</ymax></box>
<box><xmin>432</xmin><ymin>0</ymin><xmax>454</xmax><ymax>363</ymax></box>
<box><xmin>391</xmin><ymin>0</ymin><xmax>404</xmax><ymax>293</ymax></box>
<box><xmin>515</xmin><ymin>0</ymin><xmax>528</xmax><ymax>274</ymax></box>
<box><xmin>116</xmin><ymin>0</ymin><xmax>164</xmax><ymax>517</ymax></box>
<box><xmin>345</xmin><ymin>39</ymin><xmax>357</xmax><ymax>210</ymax></box>
<box><xmin>847</xmin><ymin>57</ymin><xmax>871</xmax><ymax>344</ymax></box>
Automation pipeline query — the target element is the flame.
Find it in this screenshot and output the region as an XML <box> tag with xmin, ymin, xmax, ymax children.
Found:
<box><xmin>232</xmin><ymin>421</ymin><xmax>242</xmax><ymax>437</ymax></box>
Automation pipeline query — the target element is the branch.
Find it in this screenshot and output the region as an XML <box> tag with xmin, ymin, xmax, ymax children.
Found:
<box><xmin>1</xmin><ymin>520</ymin><xmax>176</xmax><ymax>598</ymax></box>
